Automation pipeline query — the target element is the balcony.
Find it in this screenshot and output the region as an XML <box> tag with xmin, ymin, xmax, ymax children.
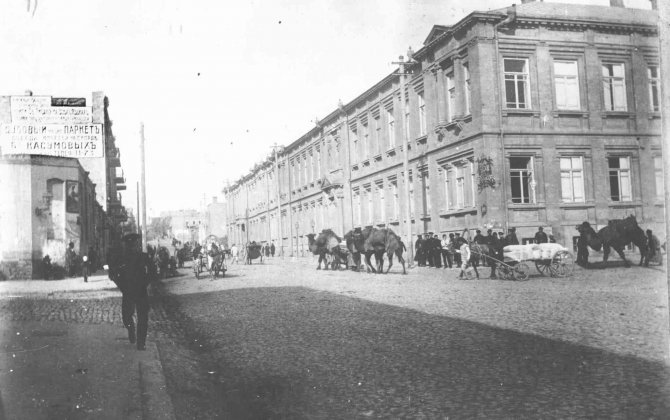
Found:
<box><xmin>114</xmin><ymin>168</ymin><xmax>125</xmax><ymax>185</ymax></box>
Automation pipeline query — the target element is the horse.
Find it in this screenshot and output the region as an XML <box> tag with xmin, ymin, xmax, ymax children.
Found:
<box><xmin>577</xmin><ymin>216</ymin><xmax>648</xmax><ymax>267</ymax></box>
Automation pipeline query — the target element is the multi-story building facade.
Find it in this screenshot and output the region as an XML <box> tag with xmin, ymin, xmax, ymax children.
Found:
<box><xmin>0</xmin><ymin>92</ymin><xmax>128</xmax><ymax>278</ymax></box>
<box><xmin>224</xmin><ymin>0</ymin><xmax>662</xmax><ymax>257</ymax></box>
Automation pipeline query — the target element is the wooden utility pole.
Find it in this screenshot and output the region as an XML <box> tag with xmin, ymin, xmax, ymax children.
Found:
<box><xmin>393</xmin><ymin>51</ymin><xmax>416</xmax><ymax>265</ymax></box>
<box><xmin>140</xmin><ymin>123</ymin><xmax>147</xmax><ymax>251</ymax></box>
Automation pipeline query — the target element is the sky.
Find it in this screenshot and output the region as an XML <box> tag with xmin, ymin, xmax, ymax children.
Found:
<box><xmin>0</xmin><ymin>0</ymin><xmax>651</xmax><ymax>217</ymax></box>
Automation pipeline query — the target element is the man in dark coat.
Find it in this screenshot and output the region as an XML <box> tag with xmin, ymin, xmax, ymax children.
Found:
<box><xmin>108</xmin><ymin>234</ymin><xmax>156</xmax><ymax>350</ymax></box>
<box><xmin>432</xmin><ymin>234</ymin><xmax>442</xmax><ymax>268</ymax></box>
<box><xmin>534</xmin><ymin>227</ymin><xmax>548</xmax><ymax>244</ymax></box>
<box><xmin>425</xmin><ymin>233</ymin><xmax>435</xmax><ymax>267</ymax></box>
<box><xmin>576</xmin><ymin>226</ymin><xmax>590</xmax><ymax>267</ymax></box>
<box><xmin>270</xmin><ymin>241</ymin><xmax>276</xmax><ymax>257</ymax></box>
<box><xmin>414</xmin><ymin>234</ymin><xmax>426</xmax><ymax>266</ymax></box>
<box><xmin>488</xmin><ymin>232</ymin><xmax>503</xmax><ymax>279</ymax></box>
<box><xmin>505</xmin><ymin>228</ymin><xmax>519</xmax><ymax>246</ymax></box>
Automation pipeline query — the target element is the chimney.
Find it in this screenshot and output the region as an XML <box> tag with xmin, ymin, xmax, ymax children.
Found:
<box><xmin>610</xmin><ymin>0</ymin><xmax>625</xmax><ymax>7</ymax></box>
<box><xmin>520</xmin><ymin>0</ymin><xmax>536</xmax><ymax>3</ymax></box>
<box><xmin>212</xmin><ymin>196</ymin><xmax>218</xmax><ymax>203</ymax></box>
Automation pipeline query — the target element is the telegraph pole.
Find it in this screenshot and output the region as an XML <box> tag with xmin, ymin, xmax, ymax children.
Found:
<box><xmin>271</xmin><ymin>143</ymin><xmax>284</xmax><ymax>257</ymax></box>
<box><xmin>657</xmin><ymin>0</ymin><xmax>670</xmax><ymax>314</ymax></box>
<box><xmin>393</xmin><ymin>50</ymin><xmax>416</xmax><ymax>265</ymax></box>
<box><xmin>140</xmin><ymin>122</ymin><xmax>148</xmax><ymax>251</ymax></box>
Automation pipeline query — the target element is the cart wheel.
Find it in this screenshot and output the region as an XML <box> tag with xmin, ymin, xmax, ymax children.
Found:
<box><xmin>499</xmin><ymin>264</ymin><xmax>513</xmax><ymax>280</ymax></box>
<box><xmin>550</xmin><ymin>251</ymin><xmax>574</xmax><ymax>277</ymax></box>
<box><xmin>534</xmin><ymin>260</ymin><xmax>551</xmax><ymax>276</ymax></box>
<box><xmin>513</xmin><ymin>262</ymin><xmax>530</xmax><ymax>281</ymax></box>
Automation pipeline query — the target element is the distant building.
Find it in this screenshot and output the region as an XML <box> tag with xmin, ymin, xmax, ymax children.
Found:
<box><xmin>224</xmin><ymin>1</ymin><xmax>662</xmax><ymax>257</ymax></box>
<box><xmin>206</xmin><ymin>196</ymin><xmax>227</xmax><ymax>238</ymax></box>
<box><xmin>0</xmin><ymin>92</ymin><xmax>128</xmax><ymax>279</ymax></box>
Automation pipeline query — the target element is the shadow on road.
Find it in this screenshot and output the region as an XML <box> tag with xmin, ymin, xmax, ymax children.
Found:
<box><xmin>153</xmin><ymin>285</ymin><xmax>670</xmax><ymax>419</ymax></box>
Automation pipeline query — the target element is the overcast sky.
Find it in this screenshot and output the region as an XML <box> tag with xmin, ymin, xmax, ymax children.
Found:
<box><xmin>0</xmin><ymin>0</ymin><xmax>651</xmax><ymax>216</ymax></box>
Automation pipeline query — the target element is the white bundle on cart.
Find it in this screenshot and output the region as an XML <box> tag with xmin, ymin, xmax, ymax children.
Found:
<box><xmin>503</xmin><ymin>243</ymin><xmax>567</xmax><ymax>262</ymax></box>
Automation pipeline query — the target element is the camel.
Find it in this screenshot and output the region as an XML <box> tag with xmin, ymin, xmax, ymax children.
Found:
<box><xmin>306</xmin><ymin>229</ymin><xmax>344</xmax><ymax>270</ymax></box>
<box><xmin>346</xmin><ymin>227</ymin><xmax>406</xmax><ymax>274</ymax></box>
<box><xmin>576</xmin><ymin>216</ymin><xmax>648</xmax><ymax>267</ymax></box>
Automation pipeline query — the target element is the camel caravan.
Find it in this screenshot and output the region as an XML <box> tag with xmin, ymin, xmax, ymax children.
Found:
<box><xmin>306</xmin><ymin>228</ymin><xmax>406</xmax><ymax>274</ymax></box>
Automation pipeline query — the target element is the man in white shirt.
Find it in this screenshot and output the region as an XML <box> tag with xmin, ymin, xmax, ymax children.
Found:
<box><xmin>458</xmin><ymin>238</ymin><xmax>479</xmax><ymax>279</ymax></box>
<box><xmin>230</xmin><ymin>244</ymin><xmax>239</xmax><ymax>264</ymax></box>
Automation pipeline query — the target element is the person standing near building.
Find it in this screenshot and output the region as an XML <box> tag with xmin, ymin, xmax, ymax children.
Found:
<box><xmin>453</xmin><ymin>233</ymin><xmax>462</xmax><ymax>267</ymax></box>
<box><xmin>534</xmin><ymin>227</ymin><xmax>548</xmax><ymax>244</ymax></box>
<box><xmin>65</xmin><ymin>241</ymin><xmax>77</xmax><ymax>277</ymax></box>
<box><xmin>505</xmin><ymin>228</ymin><xmax>519</xmax><ymax>246</ymax></box>
<box><xmin>230</xmin><ymin>244</ymin><xmax>239</xmax><ymax>264</ymax></box>
<box><xmin>270</xmin><ymin>241</ymin><xmax>276</xmax><ymax>258</ymax></box>
<box><xmin>414</xmin><ymin>234</ymin><xmax>426</xmax><ymax>267</ymax></box>
<box><xmin>109</xmin><ymin>234</ymin><xmax>156</xmax><ymax>351</ymax></box>
<box><xmin>643</xmin><ymin>229</ymin><xmax>661</xmax><ymax>266</ymax></box>
<box><xmin>441</xmin><ymin>234</ymin><xmax>452</xmax><ymax>269</ymax></box>
<box><xmin>576</xmin><ymin>225</ymin><xmax>590</xmax><ymax>267</ymax></box>
<box><xmin>431</xmin><ymin>234</ymin><xmax>442</xmax><ymax>268</ymax></box>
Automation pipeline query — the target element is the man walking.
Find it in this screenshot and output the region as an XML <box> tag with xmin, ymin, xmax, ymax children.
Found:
<box><xmin>441</xmin><ymin>234</ymin><xmax>452</xmax><ymax>269</ymax></box>
<box><xmin>108</xmin><ymin>234</ymin><xmax>156</xmax><ymax>351</ymax></box>
<box><xmin>230</xmin><ymin>243</ymin><xmax>239</xmax><ymax>264</ymax></box>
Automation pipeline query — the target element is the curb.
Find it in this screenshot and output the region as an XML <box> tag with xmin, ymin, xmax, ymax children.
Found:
<box><xmin>139</xmin><ymin>342</ymin><xmax>176</xmax><ymax>420</ymax></box>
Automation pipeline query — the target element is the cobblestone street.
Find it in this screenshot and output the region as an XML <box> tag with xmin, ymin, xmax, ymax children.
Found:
<box><xmin>148</xmin><ymin>257</ymin><xmax>669</xmax><ymax>419</ymax></box>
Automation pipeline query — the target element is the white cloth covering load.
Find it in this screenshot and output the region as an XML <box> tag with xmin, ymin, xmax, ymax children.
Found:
<box><xmin>502</xmin><ymin>243</ymin><xmax>567</xmax><ymax>262</ymax></box>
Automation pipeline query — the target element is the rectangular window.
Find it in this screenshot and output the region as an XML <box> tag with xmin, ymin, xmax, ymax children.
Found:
<box><xmin>303</xmin><ymin>155</ymin><xmax>308</xmax><ymax>185</ymax></box>
<box><xmin>554</xmin><ymin>60</ymin><xmax>580</xmax><ymax>110</ymax></box>
<box><xmin>421</xmin><ymin>170</ymin><xmax>430</xmax><ymax>214</ymax></box>
<box><xmin>649</xmin><ymin>65</ymin><xmax>660</xmax><ymax>112</ymax></box>
<box><xmin>386</xmin><ymin>108</ymin><xmax>395</xmax><ymax>149</ymax></box>
<box><xmin>654</xmin><ymin>155</ymin><xmax>664</xmax><ymax>200</ymax></box>
<box><xmin>510</xmin><ymin>156</ymin><xmax>535</xmax><ymax>204</ymax></box>
<box><xmin>404</xmin><ymin>100</ymin><xmax>410</xmax><ymax>142</ymax></box>
<box><xmin>470</xmin><ymin>159</ymin><xmax>476</xmax><ymax>207</ymax></box>
<box><xmin>418</xmin><ymin>92</ymin><xmax>426</xmax><ymax>136</ymax></box>
<box><xmin>365</xmin><ymin>185</ymin><xmax>373</xmax><ymax>224</ymax></box>
<box><xmin>353</xmin><ymin>188</ymin><xmax>361</xmax><ymax>226</ymax></box>
<box><xmin>351</xmin><ymin>129</ymin><xmax>358</xmax><ymax>163</ymax></box>
<box><xmin>463</xmin><ymin>63</ymin><xmax>471</xmax><ymax>115</ymax></box>
<box><xmin>608</xmin><ymin>156</ymin><xmax>632</xmax><ymax>202</ymax></box>
<box><xmin>602</xmin><ymin>63</ymin><xmax>627</xmax><ymax>111</ymax></box>
<box><xmin>456</xmin><ymin>166</ymin><xmax>465</xmax><ymax>209</ymax></box>
<box><xmin>362</xmin><ymin>123</ymin><xmax>369</xmax><ymax>158</ymax></box>
<box><xmin>391</xmin><ymin>179</ymin><xmax>399</xmax><ymax>219</ymax></box>
<box><xmin>409</xmin><ymin>172</ymin><xmax>415</xmax><ymax>217</ymax></box>
<box><xmin>377</xmin><ymin>182</ymin><xmax>385</xmax><ymax>222</ymax></box>
<box><xmin>560</xmin><ymin>156</ymin><xmax>585</xmax><ymax>203</ymax></box>
<box><xmin>444</xmin><ymin>166</ymin><xmax>452</xmax><ymax>210</ymax></box>
<box><xmin>447</xmin><ymin>72</ymin><xmax>456</xmax><ymax>122</ymax></box>
<box><xmin>315</xmin><ymin>148</ymin><xmax>321</xmax><ymax>179</ymax></box>
<box><xmin>374</xmin><ymin>116</ymin><xmax>381</xmax><ymax>155</ymax></box>
<box><xmin>504</xmin><ymin>58</ymin><xmax>530</xmax><ymax>109</ymax></box>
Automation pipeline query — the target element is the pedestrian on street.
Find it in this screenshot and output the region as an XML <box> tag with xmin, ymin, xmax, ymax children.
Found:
<box><xmin>108</xmin><ymin>233</ymin><xmax>157</xmax><ymax>351</ymax></box>
<box><xmin>576</xmin><ymin>226</ymin><xmax>590</xmax><ymax>267</ymax></box>
<box><xmin>230</xmin><ymin>244</ymin><xmax>239</xmax><ymax>264</ymax></box>
<box><xmin>643</xmin><ymin>229</ymin><xmax>661</xmax><ymax>266</ymax></box>
<box><xmin>488</xmin><ymin>232</ymin><xmax>502</xmax><ymax>279</ymax></box>
<box><xmin>270</xmin><ymin>241</ymin><xmax>276</xmax><ymax>258</ymax></box>
<box><xmin>440</xmin><ymin>234</ymin><xmax>452</xmax><ymax>269</ymax></box>
<box><xmin>457</xmin><ymin>238</ymin><xmax>479</xmax><ymax>279</ymax></box>
<box><xmin>82</xmin><ymin>255</ymin><xmax>90</xmax><ymax>282</ymax></box>
<box><xmin>535</xmin><ymin>227</ymin><xmax>548</xmax><ymax>244</ymax></box>
<box><xmin>453</xmin><ymin>234</ymin><xmax>462</xmax><ymax>267</ymax></box>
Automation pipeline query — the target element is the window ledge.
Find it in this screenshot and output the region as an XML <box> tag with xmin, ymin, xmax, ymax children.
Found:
<box><xmin>439</xmin><ymin>207</ymin><xmax>477</xmax><ymax>217</ymax></box>
<box><xmin>373</xmin><ymin>153</ymin><xmax>382</xmax><ymax>162</ymax></box>
<box><xmin>601</xmin><ymin>111</ymin><xmax>634</xmax><ymax>119</ymax></box>
<box><xmin>502</xmin><ymin>109</ymin><xmax>540</xmax><ymax>117</ymax></box>
<box><xmin>508</xmin><ymin>202</ymin><xmax>544</xmax><ymax>210</ymax></box>
<box><xmin>648</xmin><ymin>112</ymin><xmax>661</xmax><ymax>120</ymax></box>
<box><xmin>558</xmin><ymin>202</ymin><xmax>594</xmax><ymax>209</ymax></box>
<box><xmin>362</xmin><ymin>160</ymin><xmax>371</xmax><ymax>167</ymax></box>
<box><xmin>385</xmin><ymin>147</ymin><xmax>397</xmax><ymax>157</ymax></box>
<box><xmin>553</xmin><ymin>110</ymin><xmax>588</xmax><ymax>117</ymax></box>
<box><xmin>419</xmin><ymin>213</ymin><xmax>431</xmax><ymax>220</ymax></box>
<box><xmin>415</xmin><ymin>135</ymin><xmax>428</xmax><ymax>145</ymax></box>
<box><xmin>387</xmin><ymin>218</ymin><xmax>400</xmax><ymax>224</ymax></box>
<box><xmin>351</xmin><ymin>164</ymin><xmax>359</xmax><ymax>171</ymax></box>
<box><xmin>608</xmin><ymin>201</ymin><xmax>641</xmax><ymax>208</ymax></box>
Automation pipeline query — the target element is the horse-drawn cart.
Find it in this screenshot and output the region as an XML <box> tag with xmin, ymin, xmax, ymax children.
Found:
<box><xmin>473</xmin><ymin>243</ymin><xmax>574</xmax><ymax>280</ymax></box>
<box><xmin>193</xmin><ymin>236</ymin><xmax>227</xmax><ymax>279</ymax></box>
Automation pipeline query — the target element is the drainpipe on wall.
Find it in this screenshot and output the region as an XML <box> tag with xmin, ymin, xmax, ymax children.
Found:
<box><xmin>493</xmin><ymin>6</ymin><xmax>516</xmax><ymax>232</ymax></box>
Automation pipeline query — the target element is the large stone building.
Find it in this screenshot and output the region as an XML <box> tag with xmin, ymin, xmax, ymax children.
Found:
<box><xmin>224</xmin><ymin>0</ymin><xmax>662</xmax><ymax>258</ymax></box>
<box><xmin>0</xmin><ymin>92</ymin><xmax>128</xmax><ymax>279</ymax></box>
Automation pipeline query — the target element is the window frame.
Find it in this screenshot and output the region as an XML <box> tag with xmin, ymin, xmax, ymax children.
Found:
<box><xmin>607</xmin><ymin>156</ymin><xmax>632</xmax><ymax>202</ymax></box>
<box><xmin>648</xmin><ymin>65</ymin><xmax>660</xmax><ymax>113</ymax></box>
<box><xmin>509</xmin><ymin>156</ymin><xmax>536</xmax><ymax>204</ymax></box>
<box><xmin>553</xmin><ymin>59</ymin><xmax>581</xmax><ymax>111</ymax></box>
<box><xmin>503</xmin><ymin>57</ymin><xmax>531</xmax><ymax>109</ymax></box>
<box><xmin>602</xmin><ymin>62</ymin><xmax>627</xmax><ymax>112</ymax></box>
<box><xmin>559</xmin><ymin>156</ymin><xmax>585</xmax><ymax>203</ymax></box>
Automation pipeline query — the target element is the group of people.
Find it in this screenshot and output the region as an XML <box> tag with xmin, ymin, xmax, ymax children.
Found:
<box><xmin>414</xmin><ymin>227</ymin><xmax>555</xmax><ymax>279</ymax></box>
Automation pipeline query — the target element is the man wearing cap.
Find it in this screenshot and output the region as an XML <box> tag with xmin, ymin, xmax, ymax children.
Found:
<box><xmin>505</xmin><ymin>228</ymin><xmax>519</xmax><ymax>246</ymax></box>
<box><xmin>534</xmin><ymin>227</ymin><xmax>548</xmax><ymax>244</ymax></box>
<box><xmin>109</xmin><ymin>233</ymin><xmax>157</xmax><ymax>350</ymax></box>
